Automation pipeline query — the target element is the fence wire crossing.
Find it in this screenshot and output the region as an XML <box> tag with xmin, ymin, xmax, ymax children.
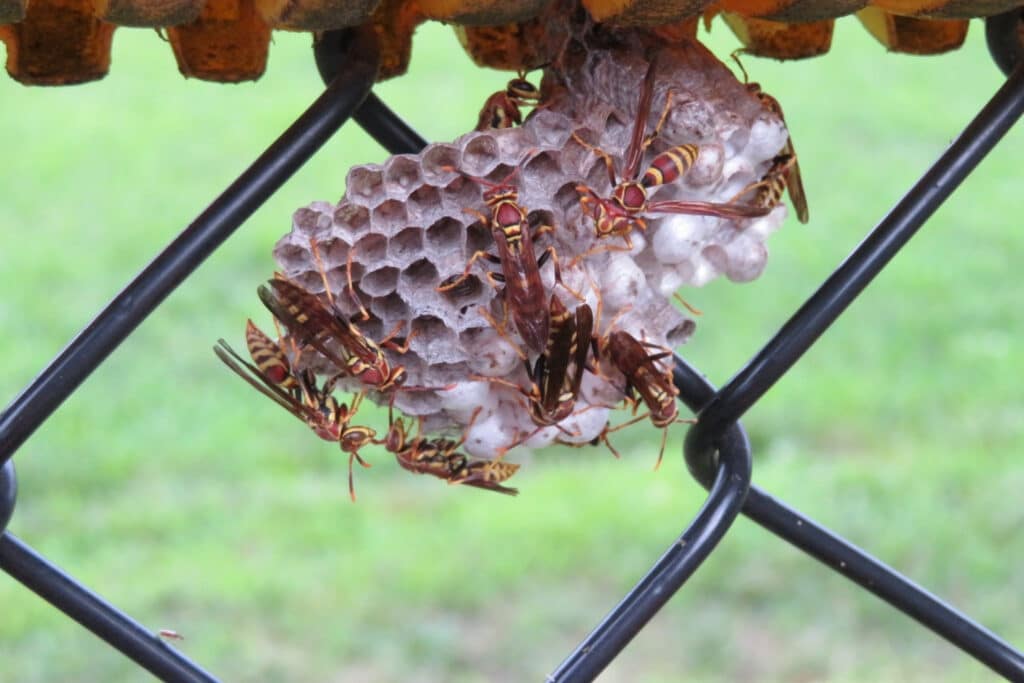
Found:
<box><xmin>3</xmin><ymin>15</ymin><xmax>1024</xmax><ymax>683</ymax></box>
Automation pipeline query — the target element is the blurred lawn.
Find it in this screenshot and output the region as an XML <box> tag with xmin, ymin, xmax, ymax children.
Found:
<box><xmin>2</xmin><ymin>16</ymin><xmax>1023</xmax><ymax>682</ymax></box>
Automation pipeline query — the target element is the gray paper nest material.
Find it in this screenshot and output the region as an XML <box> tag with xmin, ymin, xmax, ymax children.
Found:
<box><xmin>273</xmin><ymin>36</ymin><xmax>789</xmax><ymax>459</ymax></box>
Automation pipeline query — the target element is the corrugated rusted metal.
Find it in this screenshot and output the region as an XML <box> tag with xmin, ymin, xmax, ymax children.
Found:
<box><xmin>0</xmin><ymin>0</ymin><xmax>1020</xmax><ymax>85</ymax></box>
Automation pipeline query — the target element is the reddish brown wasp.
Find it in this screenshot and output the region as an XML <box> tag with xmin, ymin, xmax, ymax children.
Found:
<box><xmin>381</xmin><ymin>407</ymin><xmax>520</xmax><ymax>495</ymax></box>
<box><xmin>258</xmin><ymin>273</ymin><xmax>412</xmax><ymax>394</ymax></box>
<box><xmin>602</xmin><ymin>329</ymin><xmax>694</xmax><ymax>469</ymax></box>
<box><xmin>731</xmin><ymin>50</ymin><xmax>809</xmax><ymax>223</ymax></box>
<box><xmin>476</xmin><ymin>73</ymin><xmax>541</xmax><ymax>131</ymax></box>
<box><xmin>214</xmin><ymin>321</ymin><xmax>376</xmax><ymax>500</ymax></box>
<box><xmin>524</xmin><ymin>295</ymin><xmax>594</xmax><ymax>428</ymax></box>
<box><xmin>473</xmin><ymin>295</ymin><xmax>592</xmax><ymax>424</ymax></box>
<box><xmin>546</xmin><ymin>296</ymin><xmax>640</xmax><ymax>460</ymax></box>
<box><xmin>573</xmin><ymin>60</ymin><xmax>773</xmax><ymax>249</ymax></box>
<box><xmin>436</xmin><ymin>164</ymin><xmax>565</xmax><ymax>354</ymax></box>
<box><xmin>473</xmin><ymin>295</ymin><xmax>596</xmax><ymax>460</ymax></box>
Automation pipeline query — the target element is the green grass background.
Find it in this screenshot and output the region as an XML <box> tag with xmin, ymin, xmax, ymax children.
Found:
<box><xmin>2</xmin><ymin>15</ymin><xmax>1023</xmax><ymax>682</ymax></box>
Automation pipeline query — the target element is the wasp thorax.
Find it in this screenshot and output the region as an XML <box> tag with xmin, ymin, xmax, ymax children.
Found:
<box><xmin>615</xmin><ymin>183</ymin><xmax>648</xmax><ymax>212</ymax></box>
<box><xmin>484</xmin><ymin>186</ymin><xmax>518</xmax><ymax>206</ymax></box>
<box><xmin>493</xmin><ymin>200</ymin><xmax>525</xmax><ymax>228</ymax></box>
<box><xmin>274</xmin><ymin>30</ymin><xmax>792</xmax><ymax>460</ymax></box>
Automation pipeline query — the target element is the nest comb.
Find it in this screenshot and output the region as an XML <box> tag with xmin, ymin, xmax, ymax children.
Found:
<box><xmin>271</xmin><ymin>25</ymin><xmax>791</xmax><ymax>459</ymax></box>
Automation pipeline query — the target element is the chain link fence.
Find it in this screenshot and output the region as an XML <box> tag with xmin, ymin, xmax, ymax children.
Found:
<box><xmin>3</xmin><ymin>12</ymin><xmax>1024</xmax><ymax>682</ymax></box>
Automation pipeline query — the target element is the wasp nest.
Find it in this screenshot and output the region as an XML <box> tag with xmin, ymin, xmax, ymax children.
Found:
<box><xmin>273</xmin><ymin>31</ymin><xmax>790</xmax><ymax>460</ymax></box>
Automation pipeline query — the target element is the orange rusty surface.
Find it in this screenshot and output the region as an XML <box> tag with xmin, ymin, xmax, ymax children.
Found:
<box><xmin>368</xmin><ymin>0</ymin><xmax>424</xmax><ymax>79</ymax></box>
<box><xmin>582</xmin><ymin>0</ymin><xmax>709</xmax><ymax>26</ymax></box>
<box><xmin>722</xmin><ymin>13</ymin><xmax>834</xmax><ymax>57</ymax></box>
<box><xmin>166</xmin><ymin>0</ymin><xmax>270</xmax><ymax>81</ymax></box>
<box><xmin>455</xmin><ymin>17</ymin><xmax>549</xmax><ymax>71</ymax></box>
<box><xmin>417</xmin><ymin>0</ymin><xmax>548</xmax><ymax>24</ymax></box>
<box><xmin>254</xmin><ymin>0</ymin><xmax>378</xmax><ymax>31</ymax></box>
<box><xmin>0</xmin><ymin>0</ymin><xmax>115</xmax><ymax>84</ymax></box>
<box><xmin>0</xmin><ymin>0</ymin><xmax>26</xmax><ymax>24</ymax></box>
<box><xmin>744</xmin><ymin>1</ymin><xmax>870</xmax><ymax>23</ymax></box>
<box><xmin>649</xmin><ymin>15</ymin><xmax>700</xmax><ymax>40</ymax></box>
<box><xmin>95</xmin><ymin>0</ymin><xmax>202</xmax><ymax>26</ymax></box>
<box><xmin>905</xmin><ymin>0</ymin><xmax>1022</xmax><ymax>17</ymax></box>
<box><xmin>858</xmin><ymin>5</ymin><xmax>969</xmax><ymax>51</ymax></box>
<box><xmin>0</xmin><ymin>0</ymin><xmax>1021</xmax><ymax>84</ymax></box>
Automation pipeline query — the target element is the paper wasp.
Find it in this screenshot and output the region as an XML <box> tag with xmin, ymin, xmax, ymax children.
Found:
<box><xmin>436</xmin><ymin>164</ymin><xmax>564</xmax><ymax>354</ymax></box>
<box><xmin>603</xmin><ymin>329</ymin><xmax>694</xmax><ymax>469</ymax></box>
<box><xmin>525</xmin><ymin>296</ymin><xmax>593</xmax><ymax>427</ymax></box>
<box><xmin>214</xmin><ymin>320</ymin><xmax>376</xmax><ymax>500</ymax></box>
<box><xmin>573</xmin><ymin>60</ymin><xmax>773</xmax><ymax>249</ymax></box>
<box><xmin>731</xmin><ymin>153</ymin><xmax>798</xmax><ymax>216</ymax></box>
<box><xmin>381</xmin><ymin>407</ymin><xmax>520</xmax><ymax>495</ymax></box>
<box><xmin>731</xmin><ymin>50</ymin><xmax>809</xmax><ymax>223</ymax></box>
<box><xmin>476</xmin><ymin>73</ymin><xmax>541</xmax><ymax>131</ymax></box>
<box><xmin>257</xmin><ymin>273</ymin><xmax>412</xmax><ymax>394</ymax></box>
<box><xmin>472</xmin><ymin>295</ymin><xmax>595</xmax><ymax>459</ymax></box>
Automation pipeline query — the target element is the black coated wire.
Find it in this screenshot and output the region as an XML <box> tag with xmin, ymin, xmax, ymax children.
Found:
<box><xmin>694</xmin><ymin>57</ymin><xmax>1024</xmax><ymax>440</ymax></box>
<box><xmin>547</xmin><ymin>356</ymin><xmax>751</xmax><ymax>682</ymax></box>
<box><xmin>312</xmin><ymin>28</ymin><xmax>427</xmax><ymax>155</ymax></box>
<box><xmin>679</xmin><ymin>51</ymin><xmax>1024</xmax><ymax>682</ymax></box>
<box><xmin>548</xmin><ymin>56</ymin><xmax>1024</xmax><ymax>679</ymax></box>
<box><xmin>0</xmin><ymin>42</ymin><xmax>379</xmax><ymax>468</ymax></box>
<box><xmin>0</xmin><ymin>34</ymin><xmax>379</xmax><ymax>683</ymax></box>
<box><xmin>0</xmin><ymin>533</ymin><xmax>220</xmax><ymax>683</ymax></box>
<box><xmin>353</xmin><ymin>93</ymin><xmax>428</xmax><ymax>155</ymax></box>
<box><xmin>0</xmin><ymin>460</ymin><xmax>14</xmax><ymax>533</ymax></box>
<box><xmin>742</xmin><ymin>489</ymin><xmax>1024</xmax><ymax>680</ymax></box>
<box><xmin>986</xmin><ymin>9</ymin><xmax>1024</xmax><ymax>77</ymax></box>
<box><xmin>1</xmin><ymin>18</ymin><xmax>1023</xmax><ymax>683</ymax></box>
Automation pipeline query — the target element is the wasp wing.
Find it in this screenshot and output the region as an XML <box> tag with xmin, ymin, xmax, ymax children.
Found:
<box><xmin>213</xmin><ymin>339</ymin><xmax>318</xmax><ymax>425</ymax></box>
<box><xmin>647</xmin><ymin>199</ymin><xmax>773</xmax><ymax>220</ymax></box>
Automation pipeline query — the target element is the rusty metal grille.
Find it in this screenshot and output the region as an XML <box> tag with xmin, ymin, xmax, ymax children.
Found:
<box><xmin>3</xmin><ymin>14</ymin><xmax>1024</xmax><ymax>683</ymax></box>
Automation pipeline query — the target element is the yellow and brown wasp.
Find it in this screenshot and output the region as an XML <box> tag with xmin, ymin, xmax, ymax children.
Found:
<box><xmin>476</xmin><ymin>73</ymin><xmax>542</xmax><ymax>131</ymax></box>
<box><xmin>473</xmin><ymin>294</ymin><xmax>596</xmax><ymax>456</ymax></box>
<box><xmin>573</xmin><ymin>60</ymin><xmax>773</xmax><ymax>250</ymax></box>
<box><xmin>437</xmin><ymin>164</ymin><xmax>566</xmax><ymax>355</ymax></box>
<box><xmin>381</xmin><ymin>407</ymin><xmax>520</xmax><ymax>495</ymax></box>
<box><xmin>528</xmin><ymin>295</ymin><xmax>593</xmax><ymax>427</ymax></box>
<box><xmin>731</xmin><ymin>50</ymin><xmax>809</xmax><ymax>223</ymax></box>
<box><xmin>602</xmin><ymin>329</ymin><xmax>694</xmax><ymax>469</ymax></box>
<box><xmin>214</xmin><ymin>320</ymin><xmax>376</xmax><ymax>500</ymax></box>
<box><xmin>731</xmin><ymin>153</ymin><xmax>800</xmax><ymax>217</ymax></box>
<box><xmin>258</xmin><ymin>274</ymin><xmax>412</xmax><ymax>394</ymax></box>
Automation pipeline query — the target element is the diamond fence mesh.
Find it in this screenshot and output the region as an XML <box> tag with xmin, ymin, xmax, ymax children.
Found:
<box><xmin>3</xmin><ymin>14</ymin><xmax>1024</xmax><ymax>683</ymax></box>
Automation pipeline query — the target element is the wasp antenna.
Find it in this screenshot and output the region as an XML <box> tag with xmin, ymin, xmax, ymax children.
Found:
<box><xmin>729</xmin><ymin>48</ymin><xmax>751</xmax><ymax>83</ymax></box>
<box><xmin>343</xmin><ymin>245</ymin><xmax>370</xmax><ymax>321</ymax></box>
<box><xmin>348</xmin><ymin>459</ymin><xmax>358</xmax><ymax>503</ymax></box>
<box><xmin>653</xmin><ymin>427</ymin><xmax>670</xmax><ymax>471</ymax></box>
<box><xmin>672</xmin><ymin>292</ymin><xmax>703</xmax><ymax>316</ymax></box>
<box><xmin>467</xmin><ymin>406</ymin><xmax>484</xmax><ymax>427</ymax></box>
<box><xmin>308</xmin><ymin>237</ymin><xmax>339</xmax><ymax>309</ymax></box>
